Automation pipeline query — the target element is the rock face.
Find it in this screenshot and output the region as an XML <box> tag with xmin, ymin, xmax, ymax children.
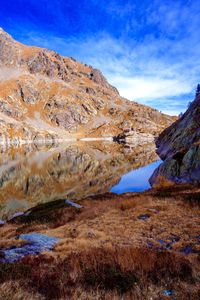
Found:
<box><xmin>0</xmin><ymin>28</ymin><xmax>174</xmax><ymax>144</ymax></box>
<box><xmin>150</xmin><ymin>93</ymin><xmax>200</xmax><ymax>184</ymax></box>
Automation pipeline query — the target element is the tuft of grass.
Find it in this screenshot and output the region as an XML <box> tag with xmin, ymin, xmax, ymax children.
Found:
<box><xmin>83</xmin><ymin>265</ymin><xmax>138</xmax><ymax>293</ymax></box>
<box><xmin>0</xmin><ymin>263</ymin><xmax>31</xmax><ymax>282</ymax></box>
<box><xmin>183</xmin><ymin>192</ymin><xmax>200</xmax><ymax>207</ymax></box>
<box><xmin>153</xmin><ymin>175</ymin><xmax>175</xmax><ymax>189</ymax></box>
<box><xmin>118</xmin><ymin>199</ymin><xmax>137</xmax><ymax>211</ymax></box>
<box><xmin>0</xmin><ymin>281</ymin><xmax>44</xmax><ymax>300</ymax></box>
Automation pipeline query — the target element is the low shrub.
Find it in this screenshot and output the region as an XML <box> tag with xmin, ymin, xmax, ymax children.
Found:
<box><xmin>10</xmin><ymin>246</ymin><xmax>192</xmax><ymax>299</ymax></box>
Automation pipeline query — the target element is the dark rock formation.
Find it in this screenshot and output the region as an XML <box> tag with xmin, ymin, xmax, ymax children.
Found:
<box><xmin>150</xmin><ymin>91</ymin><xmax>200</xmax><ymax>184</ymax></box>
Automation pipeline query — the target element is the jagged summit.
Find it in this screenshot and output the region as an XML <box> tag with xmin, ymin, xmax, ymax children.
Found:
<box><xmin>0</xmin><ymin>29</ymin><xmax>175</xmax><ymax>144</ymax></box>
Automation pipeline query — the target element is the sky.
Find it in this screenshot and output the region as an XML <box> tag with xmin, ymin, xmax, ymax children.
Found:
<box><xmin>0</xmin><ymin>0</ymin><xmax>200</xmax><ymax>115</ymax></box>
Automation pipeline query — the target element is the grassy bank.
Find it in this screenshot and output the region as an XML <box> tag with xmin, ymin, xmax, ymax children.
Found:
<box><xmin>0</xmin><ymin>184</ymin><xmax>200</xmax><ymax>299</ymax></box>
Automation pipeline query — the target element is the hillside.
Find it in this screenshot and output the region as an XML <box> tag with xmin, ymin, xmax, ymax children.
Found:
<box><xmin>0</xmin><ymin>183</ymin><xmax>199</xmax><ymax>299</ymax></box>
<box><xmin>0</xmin><ymin>28</ymin><xmax>175</xmax><ymax>144</ymax></box>
<box><xmin>150</xmin><ymin>91</ymin><xmax>200</xmax><ymax>184</ymax></box>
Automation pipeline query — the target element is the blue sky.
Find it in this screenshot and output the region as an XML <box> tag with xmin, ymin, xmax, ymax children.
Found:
<box><xmin>1</xmin><ymin>0</ymin><xmax>200</xmax><ymax>115</ymax></box>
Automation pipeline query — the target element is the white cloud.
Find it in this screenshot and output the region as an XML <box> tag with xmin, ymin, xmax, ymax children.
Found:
<box><xmin>109</xmin><ymin>76</ymin><xmax>192</xmax><ymax>101</ymax></box>
<box><xmin>15</xmin><ymin>0</ymin><xmax>200</xmax><ymax>116</ymax></box>
<box><xmin>20</xmin><ymin>31</ymin><xmax>198</xmax><ymax>116</ymax></box>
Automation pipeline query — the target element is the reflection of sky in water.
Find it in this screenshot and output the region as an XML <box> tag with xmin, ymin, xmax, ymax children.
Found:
<box><xmin>111</xmin><ymin>160</ymin><xmax>162</xmax><ymax>194</ymax></box>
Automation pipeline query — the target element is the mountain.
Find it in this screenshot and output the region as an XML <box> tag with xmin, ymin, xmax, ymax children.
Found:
<box><xmin>0</xmin><ymin>28</ymin><xmax>175</xmax><ymax>145</ymax></box>
<box><xmin>150</xmin><ymin>91</ymin><xmax>200</xmax><ymax>184</ymax></box>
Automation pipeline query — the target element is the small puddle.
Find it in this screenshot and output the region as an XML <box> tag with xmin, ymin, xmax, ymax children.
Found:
<box><xmin>137</xmin><ymin>214</ymin><xmax>150</xmax><ymax>220</ymax></box>
<box><xmin>163</xmin><ymin>289</ymin><xmax>174</xmax><ymax>296</ymax></box>
<box><xmin>147</xmin><ymin>235</ymin><xmax>200</xmax><ymax>255</ymax></box>
<box><xmin>65</xmin><ymin>199</ymin><xmax>83</xmax><ymax>209</ymax></box>
<box><xmin>0</xmin><ymin>233</ymin><xmax>60</xmax><ymax>263</ymax></box>
<box><xmin>9</xmin><ymin>211</ymin><xmax>27</xmax><ymax>221</ymax></box>
<box><xmin>180</xmin><ymin>246</ymin><xmax>198</xmax><ymax>255</ymax></box>
<box><xmin>155</xmin><ymin>237</ymin><xmax>179</xmax><ymax>251</ymax></box>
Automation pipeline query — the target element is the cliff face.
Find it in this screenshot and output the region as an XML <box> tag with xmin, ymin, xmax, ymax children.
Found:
<box><xmin>150</xmin><ymin>93</ymin><xmax>200</xmax><ymax>184</ymax></box>
<box><xmin>0</xmin><ymin>28</ymin><xmax>174</xmax><ymax>144</ymax></box>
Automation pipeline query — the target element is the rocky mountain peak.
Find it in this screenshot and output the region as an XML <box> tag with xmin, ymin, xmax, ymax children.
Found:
<box><xmin>0</xmin><ymin>30</ymin><xmax>118</xmax><ymax>94</ymax></box>
<box><xmin>0</xmin><ymin>29</ymin><xmax>175</xmax><ymax>145</ymax></box>
<box><xmin>0</xmin><ymin>27</ymin><xmax>14</xmax><ymax>41</ymax></box>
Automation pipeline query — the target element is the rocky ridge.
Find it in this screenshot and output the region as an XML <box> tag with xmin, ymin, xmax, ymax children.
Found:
<box><xmin>150</xmin><ymin>91</ymin><xmax>200</xmax><ymax>184</ymax></box>
<box><xmin>0</xmin><ymin>28</ymin><xmax>175</xmax><ymax>144</ymax></box>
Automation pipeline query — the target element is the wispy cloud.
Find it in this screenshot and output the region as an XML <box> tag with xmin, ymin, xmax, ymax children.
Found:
<box><xmin>3</xmin><ymin>0</ymin><xmax>200</xmax><ymax>116</ymax></box>
<box><xmin>19</xmin><ymin>29</ymin><xmax>199</xmax><ymax>116</ymax></box>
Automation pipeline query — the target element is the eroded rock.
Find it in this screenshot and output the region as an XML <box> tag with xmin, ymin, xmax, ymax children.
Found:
<box><xmin>150</xmin><ymin>91</ymin><xmax>200</xmax><ymax>184</ymax></box>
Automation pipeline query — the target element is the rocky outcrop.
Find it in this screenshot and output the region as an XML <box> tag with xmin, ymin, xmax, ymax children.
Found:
<box><xmin>114</xmin><ymin>121</ymin><xmax>155</xmax><ymax>144</ymax></box>
<box><xmin>0</xmin><ymin>28</ymin><xmax>175</xmax><ymax>144</ymax></box>
<box><xmin>150</xmin><ymin>92</ymin><xmax>200</xmax><ymax>184</ymax></box>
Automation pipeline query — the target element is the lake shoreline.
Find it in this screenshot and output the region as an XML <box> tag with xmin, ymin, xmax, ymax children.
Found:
<box><xmin>0</xmin><ymin>135</ymin><xmax>155</xmax><ymax>147</ymax></box>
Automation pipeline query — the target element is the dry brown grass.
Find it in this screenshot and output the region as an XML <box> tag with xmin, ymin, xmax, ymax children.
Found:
<box><xmin>0</xmin><ymin>280</ymin><xmax>44</xmax><ymax>300</ymax></box>
<box><xmin>0</xmin><ymin>245</ymin><xmax>196</xmax><ymax>300</ymax></box>
<box><xmin>153</xmin><ymin>175</ymin><xmax>175</xmax><ymax>189</ymax></box>
<box><xmin>0</xmin><ymin>184</ymin><xmax>200</xmax><ymax>299</ymax></box>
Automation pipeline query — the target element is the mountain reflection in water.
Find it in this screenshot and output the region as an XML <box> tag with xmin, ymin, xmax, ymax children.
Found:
<box><xmin>0</xmin><ymin>141</ymin><xmax>159</xmax><ymax>220</ymax></box>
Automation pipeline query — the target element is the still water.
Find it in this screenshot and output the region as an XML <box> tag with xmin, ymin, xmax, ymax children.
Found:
<box><xmin>0</xmin><ymin>141</ymin><xmax>160</xmax><ymax>220</ymax></box>
<box><xmin>111</xmin><ymin>160</ymin><xmax>161</xmax><ymax>193</ymax></box>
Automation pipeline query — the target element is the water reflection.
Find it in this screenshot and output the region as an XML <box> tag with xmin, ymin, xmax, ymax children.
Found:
<box><xmin>111</xmin><ymin>160</ymin><xmax>162</xmax><ymax>194</ymax></box>
<box><xmin>0</xmin><ymin>141</ymin><xmax>159</xmax><ymax>220</ymax></box>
